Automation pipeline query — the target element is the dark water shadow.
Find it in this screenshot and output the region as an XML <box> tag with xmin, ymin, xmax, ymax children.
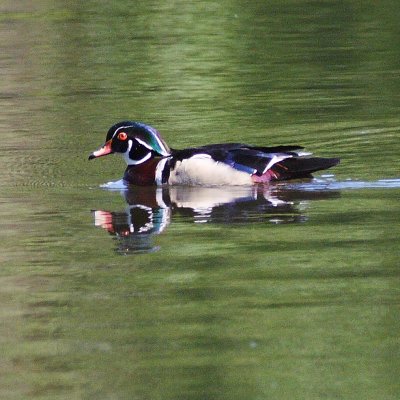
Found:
<box><xmin>91</xmin><ymin>184</ymin><xmax>340</xmax><ymax>255</ymax></box>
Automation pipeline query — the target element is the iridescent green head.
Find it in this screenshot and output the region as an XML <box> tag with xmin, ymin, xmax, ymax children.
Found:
<box><xmin>89</xmin><ymin>121</ymin><xmax>171</xmax><ymax>165</ymax></box>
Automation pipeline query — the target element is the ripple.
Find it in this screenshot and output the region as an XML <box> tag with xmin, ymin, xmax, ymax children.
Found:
<box><xmin>99</xmin><ymin>179</ymin><xmax>128</xmax><ymax>190</ymax></box>
<box><xmin>284</xmin><ymin>178</ymin><xmax>400</xmax><ymax>191</ymax></box>
<box><xmin>97</xmin><ymin>177</ymin><xmax>400</xmax><ymax>192</ymax></box>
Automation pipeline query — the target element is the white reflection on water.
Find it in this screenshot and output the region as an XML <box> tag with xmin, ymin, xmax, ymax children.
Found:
<box><xmin>92</xmin><ymin>177</ymin><xmax>400</xmax><ymax>254</ymax></box>
<box><xmin>91</xmin><ymin>184</ymin><xmax>341</xmax><ymax>254</ymax></box>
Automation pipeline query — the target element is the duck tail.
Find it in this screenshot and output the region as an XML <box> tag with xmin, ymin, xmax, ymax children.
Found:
<box><xmin>268</xmin><ymin>157</ymin><xmax>340</xmax><ymax>180</ymax></box>
<box><xmin>250</xmin><ymin>156</ymin><xmax>340</xmax><ymax>183</ymax></box>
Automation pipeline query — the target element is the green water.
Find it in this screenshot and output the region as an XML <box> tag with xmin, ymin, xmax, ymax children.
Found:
<box><xmin>1</xmin><ymin>1</ymin><xmax>400</xmax><ymax>399</ymax></box>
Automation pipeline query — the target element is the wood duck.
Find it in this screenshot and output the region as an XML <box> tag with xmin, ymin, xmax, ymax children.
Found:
<box><xmin>89</xmin><ymin>121</ymin><xmax>340</xmax><ymax>186</ymax></box>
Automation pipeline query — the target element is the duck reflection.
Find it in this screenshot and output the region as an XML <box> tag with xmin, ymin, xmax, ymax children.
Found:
<box><xmin>92</xmin><ymin>185</ymin><xmax>339</xmax><ymax>254</ymax></box>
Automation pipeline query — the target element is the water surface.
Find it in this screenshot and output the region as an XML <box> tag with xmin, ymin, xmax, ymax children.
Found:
<box><xmin>1</xmin><ymin>1</ymin><xmax>399</xmax><ymax>399</ymax></box>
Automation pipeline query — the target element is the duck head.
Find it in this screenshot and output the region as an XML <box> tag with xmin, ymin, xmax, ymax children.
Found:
<box><xmin>89</xmin><ymin>121</ymin><xmax>171</xmax><ymax>165</ymax></box>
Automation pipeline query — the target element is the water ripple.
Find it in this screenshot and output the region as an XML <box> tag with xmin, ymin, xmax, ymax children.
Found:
<box><xmin>284</xmin><ymin>178</ymin><xmax>400</xmax><ymax>191</ymax></box>
<box><xmin>98</xmin><ymin>178</ymin><xmax>400</xmax><ymax>192</ymax></box>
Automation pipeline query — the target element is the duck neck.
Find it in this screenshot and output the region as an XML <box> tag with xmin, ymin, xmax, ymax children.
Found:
<box><xmin>123</xmin><ymin>157</ymin><xmax>161</xmax><ymax>186</ymax></box>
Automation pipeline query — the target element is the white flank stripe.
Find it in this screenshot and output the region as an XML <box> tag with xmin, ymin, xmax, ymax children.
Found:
<box><xmin>263</xmin><ymin>155</ymin><xmax>292</xmax><ymax>173</ymax></box>
<box><xmin>155</xmin><ymin>157</ymin><xmax>169</xmax><ymax>185</ymax></box>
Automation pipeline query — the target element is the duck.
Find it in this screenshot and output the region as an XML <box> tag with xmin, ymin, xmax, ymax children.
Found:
<box><xmin>89</xmin><ymin>121</ymin><xmax>340</xmax><ymax>186</ymax></box>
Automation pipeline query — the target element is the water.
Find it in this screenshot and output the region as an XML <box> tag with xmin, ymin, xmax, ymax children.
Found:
<box><xmin>1</xmin><ymin>1</ymin><xmax>400</xmax><ymax>399</ymax></box>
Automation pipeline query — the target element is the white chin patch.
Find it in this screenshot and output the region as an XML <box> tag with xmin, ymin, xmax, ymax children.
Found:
<box><xmin>123</xmin><ymin>140</ymin><xmax>152</xmax><ymax>165</ymax></box>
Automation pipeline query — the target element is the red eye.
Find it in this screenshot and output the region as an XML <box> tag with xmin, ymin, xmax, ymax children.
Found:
<box><xmin>118</xmin><ymin>132</ymin><xmax>128</xmax><ymax>141</ymax></box>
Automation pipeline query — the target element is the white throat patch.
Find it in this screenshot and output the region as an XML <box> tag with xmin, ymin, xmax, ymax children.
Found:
<box><xmin>123</xmin><ymin>140</ymin><xmax>152</xmax><ymax>165</ymax></box>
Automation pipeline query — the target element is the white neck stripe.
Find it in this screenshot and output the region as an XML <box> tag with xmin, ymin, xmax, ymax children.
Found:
<box><xmin>124</xmin><ymin>151</ymin><xmax>152</xmax><ymax>165</ymax></box>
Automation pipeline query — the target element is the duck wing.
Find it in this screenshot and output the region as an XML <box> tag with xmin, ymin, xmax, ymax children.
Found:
<box><xmin>171</xmin><ymin>143</ymin><xmax>303</xmax><ymax>173</ymax></box>
<box><xmin>171</xmin><ymin>143</ymin><xmax>339</xmax><ymax>180</ymax></box>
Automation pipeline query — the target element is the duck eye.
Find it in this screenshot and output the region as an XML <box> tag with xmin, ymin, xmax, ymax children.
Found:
<box><xmin>118</xmin><ymin>132</ymin><xmax>128</xmax><ymax>141</ymax></box>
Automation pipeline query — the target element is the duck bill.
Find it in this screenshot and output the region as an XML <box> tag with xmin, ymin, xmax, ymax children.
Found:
<box><xmin>88</xmin><ymin>139</ymin><xmax>113</xmax><ymax>160</ymax></box>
